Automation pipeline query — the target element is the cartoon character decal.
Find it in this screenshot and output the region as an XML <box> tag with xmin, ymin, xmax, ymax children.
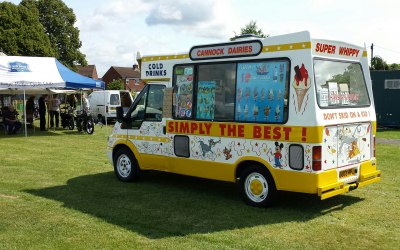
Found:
<box><xmin>323</xmin><ymin>123</ymin><xmax>371</xmax><ymax>168</ymax></box>
<box><xmin>223</xmin><ymin>147</ymin><xmax>232</xmax><ymax>160</ymax></box>
<box><xmin>198</xmin><ymin>138</ymin><xmax>221</xmax><ymax>157</ymax></box>
<box><xmin>274</xmin><ymin>142</ymin><xmax>284</xmax><ymax>168</ymax></box>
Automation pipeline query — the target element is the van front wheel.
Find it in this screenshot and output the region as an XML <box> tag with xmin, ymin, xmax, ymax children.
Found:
<box><xmin>240</xmin><ymin>166</ymin><xmax>276</xmax><ymax>207</ymax></box>
<box><xmin>114</xmin><ymin>148</ymin><xmax>140</xmax><ymax>182</ymax></box>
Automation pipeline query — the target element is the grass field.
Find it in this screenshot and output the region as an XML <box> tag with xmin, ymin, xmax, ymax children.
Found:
<box><xmin>0</xmin><ymin>125</ymin><xmax>399</xmax><ymax>249</ymax></box>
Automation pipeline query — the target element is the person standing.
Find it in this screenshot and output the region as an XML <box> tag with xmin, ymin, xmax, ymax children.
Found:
<box><xmin>26</xmin><ymin>95</ymin><xmax>35</xmax><ymax>128</ymax></box>
<box><xmin>38</xmin><ymin>94</ymin><xmax>47</xmax><ymax>131</ymax></box>
<box><xmin>49</xmin><ymin>94</ymin><xmax>61</xmax><ymax>128</ymax></box>
<box><xmin>82</xmin><ymin>93</ymin><xmax>90</xmax><ymax>112</ymax></box>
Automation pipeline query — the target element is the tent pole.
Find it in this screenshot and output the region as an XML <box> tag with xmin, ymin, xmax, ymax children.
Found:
<box><xmin>104</xmin><ymin>91</ymin><xmax>108</xmax><ymax>134</ymax></box>
<box><xmin>23</xmin><ymin>89</ymin><xmax>27</xmax><ymax>137</ymax></box>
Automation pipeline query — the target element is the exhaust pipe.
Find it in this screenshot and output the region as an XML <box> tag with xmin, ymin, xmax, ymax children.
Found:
<box><xmin>349</xmin><ymin>183</ymin><xmax>359</xmax><ymax>191</ymax></box>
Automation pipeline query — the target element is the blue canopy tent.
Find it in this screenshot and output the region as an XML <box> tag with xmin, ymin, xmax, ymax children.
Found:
<box><xmin>0</xmin><ymin>56</ymin><xmax>105</xmax><ymax>136</ymax></box>
<box><xmin>55</xmin><ymin>60</ymin><xmax>104</xmax><ymax>90</ymax></box>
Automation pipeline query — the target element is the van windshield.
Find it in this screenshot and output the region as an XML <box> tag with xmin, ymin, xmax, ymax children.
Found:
<box><xmin>314</xmin><ymin>59</ymin><xmax>370</xmax><ymax>108</ymax></box>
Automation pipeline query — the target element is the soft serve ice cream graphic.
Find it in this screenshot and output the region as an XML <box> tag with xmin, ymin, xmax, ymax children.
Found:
<box><xmin>293</xmin><ymin>64</ymin><xmax>311</xmax><ymax>112</ymax></box>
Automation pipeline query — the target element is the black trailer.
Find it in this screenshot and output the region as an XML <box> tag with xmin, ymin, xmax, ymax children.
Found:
<box><xmin>371</xmin><ymin>70</ymin><xmax>400</xmax><ymax>127</ymax></box>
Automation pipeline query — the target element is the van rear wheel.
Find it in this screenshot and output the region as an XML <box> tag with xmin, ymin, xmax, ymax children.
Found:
<box><xmin>113</xmin><ymin>148</ymin><xmax>140</xmax><ymax>182</ymax></box>
<box><xmin>240</xmin><ymin>166</ymin><xmax>276</xmax><ymax>207</ymax></box>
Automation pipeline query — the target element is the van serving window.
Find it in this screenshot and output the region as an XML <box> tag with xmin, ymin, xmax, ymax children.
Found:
<box><xmin>314</xmin><ymin>60</ymin><xmax>370</xmax><ymax>108</ymax></box>
<box><xmin>172</xmin><ymin>65</ymin><xmax>194</xmax><ymax>119</ymax></box>
<box><xmin>172</xmin><ymin>59</ymin><xmax>290</xmax><ymax>123</ymax></box>
<box><xmin>197</xmin><ymin>63</ymin><xmax>236</xmax><ymax>121</ymax></box>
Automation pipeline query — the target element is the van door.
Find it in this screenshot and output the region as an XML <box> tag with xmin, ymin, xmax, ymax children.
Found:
<box><xmin>126</xmin><ymin>84</ymin><xmax>169</xmax><ymax>170</ymax></box>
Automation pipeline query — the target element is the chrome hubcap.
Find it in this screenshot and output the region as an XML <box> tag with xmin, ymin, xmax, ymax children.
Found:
<box><xmin>245</xmin><ymin>172</ymin><xmax>268</xmax><ymax>203</ymax></box>
<box><xmin>117</xmin><ymin>154</ymin><xmax>131</xmax><ymax>177</ymax></box>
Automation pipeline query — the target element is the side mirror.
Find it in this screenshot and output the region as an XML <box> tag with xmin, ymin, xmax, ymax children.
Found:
<box><xmin>116</xmin><ymin>106</ymin><xmax>124</xmax><ymax>122</ymax></box>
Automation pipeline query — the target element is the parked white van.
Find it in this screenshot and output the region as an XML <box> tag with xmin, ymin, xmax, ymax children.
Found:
<box><xmin>88</xmin><ymin>90</ymin><xmax>133</xmax><ymax>121</ymax></box>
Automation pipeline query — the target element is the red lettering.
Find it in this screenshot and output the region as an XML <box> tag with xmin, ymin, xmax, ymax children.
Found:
<box><xmin>219</xmin><ymin>124</ymin><xmax>226</xmax><ymax>136</ymax></box>
<box><xmin>283</xmin><ymin>127</ymin><xmax>291</xmax><ymax>140</ymax></box>
<box><xmin>228</xmin><ymin>46</ymin><xmax>253</xmax><ymax>55</ymax></box>
<box><xmin>227</xmin><ymin>124</ymin><xmax>236</xmax><ymax>136</ymax></box>
<box><xmin>197</xmin><ymin>48</ymin><xmax>225</xmax><ymax>57</ymax></box>
<box><xmin>263</xmin><ymin>126</ymin><xmax>271</xmax><ymax>139</ymax></box>
<box><xmin>168</xmin><ymin>122</ymin><xmax>174</xmax><ymax>133</ymax></box>
<box><xmin>199</xmin><ymin>123</ymin><xmax>206</xmax><ymax>135</ymax></box>
<box><xmin>190</xmin><ymin>123</ymin><xmax>198</xmax><ymax>133</ymax></box>
<box><xmin>179</xmin><ymin>122</ymin><xmax>189</xmax><ymax>133</ymax></box>
<box><xmin>272</xmin><ymin>127</ymin><xmax>281</xmax><ymax>139</ymax></box>
<box><xmin>316</xmin><ymin>43</ymin><xmax>336</xmax><ymax>54</ymax></box>
<box><xmin>253</xmin><ymin>126</ymin><xmax>262</xmax><ymax>138</ymax></box>
<box><xmin>204</xmin><ymin>123</ymin><xmax>212</xmax><ymax>135</ymax></box>
<box><xmin>339</xmin><ymin>47</ymin><xmax>360</xmax><ymax>57</ymax></box>
<box><xmin>238</xmin><ymin>125</ymin><xmax>245</xmax><ymax>137</ymax></box>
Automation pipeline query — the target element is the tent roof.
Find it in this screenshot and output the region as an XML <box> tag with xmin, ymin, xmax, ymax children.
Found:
<box><xmin>0</xmin><ymin>56</ymin><xmax>104</xmax><ymax>90</ymax></box>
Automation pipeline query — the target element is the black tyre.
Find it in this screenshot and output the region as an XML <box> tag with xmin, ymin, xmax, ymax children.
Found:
<box><xmin>240</xmin><ymin>166</ymin><xmax>276</xmax><ymax>207</ymax></box>
<box><xmin>113</xmin><ymin>148</ymin><xmax>140</xmax><ymax>182</ymax></box>
<box><xmin>68</xmin><ymin>118</ymin><xmax>75</xmax><ymax>130</ymax></box>
<box><xmin>86</xmin><ymin>119</ymin><xmax>94</xmax><ymax>134</ymax></box>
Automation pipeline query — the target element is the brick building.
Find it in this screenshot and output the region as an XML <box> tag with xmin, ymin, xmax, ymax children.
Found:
<box><xmin>77</xmin><ymin>65</ymin><xmax>99</xmax><ymax>79</ymax></box>
<box><xmin>102</xmin><ymin>65</ymin><xmax>144</xmax><ymax>92</ymax></box>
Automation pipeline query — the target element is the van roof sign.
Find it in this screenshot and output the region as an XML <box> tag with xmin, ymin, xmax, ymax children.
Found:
<box><xmin>189</xmin><ymin>40</ymin><xmax>262</xmax><ymax>60</ymax></box>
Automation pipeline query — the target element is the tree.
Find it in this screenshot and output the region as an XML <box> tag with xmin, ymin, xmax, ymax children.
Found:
<box><xmin>371</xmin><ymin>56</ymin><xmax>389</xmax><ymax>70</ymax></box>
<box><xmin>0</xmin><ymin>2</ymin><xmax>54</xmax><ymax>56</ymax></box>
<box><xmin>21</xmin><ymin>0</ymin><xmax>87</xmax><ymax>70</ymax></box>
<box><xmin>388</xmin><ymin>63</ymin><xmax>400</xmax><ymax>70</ymax></box>
<box><xmin>230</xmin><ymin>21</ymin><xmax>268</xmax><ymax>41</ymax></box>
<box><xmin>107</xmin><ymin>79</ymin><xmax>123</xmax><ymax>90</ymax></box>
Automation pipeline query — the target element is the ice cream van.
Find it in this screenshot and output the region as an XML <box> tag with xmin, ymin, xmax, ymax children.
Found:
<box><xmin>107</xmin><ymin>31</ymin><xmax>381</xmax><ymax>207</ymax></box>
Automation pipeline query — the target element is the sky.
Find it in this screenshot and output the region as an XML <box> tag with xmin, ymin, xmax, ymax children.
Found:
<box><xmin>2</xmin><ymin>0</ymin><xmax>400</xmax><ymax>77</ymax></box>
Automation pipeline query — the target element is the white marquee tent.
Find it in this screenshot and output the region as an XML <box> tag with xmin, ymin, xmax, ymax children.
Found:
<box><xmin>0</xmin><ymin>56</ymin><xmax>105</xmax><ymax>136</ymax></box>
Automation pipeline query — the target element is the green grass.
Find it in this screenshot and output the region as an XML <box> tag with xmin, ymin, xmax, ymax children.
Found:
<box><xmin>376</xmin><ymin>128</ymin><xmax>400</xmax><ymax>139</ymax></box>
<box><xmin>0</xmin><ymin>126</ymin><xmax>399</xmax><ymax>249</ymax></box>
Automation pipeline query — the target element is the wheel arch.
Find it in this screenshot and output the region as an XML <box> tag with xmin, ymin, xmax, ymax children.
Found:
<box><xmin>235</xmin><ymin>158</ymin><xmax>276</xmax><ymax>185</ymax></box>
<box><xmin>112</xmin><ymin>141</ymin><xmax>143</xmax><ymax>169</ymax></box>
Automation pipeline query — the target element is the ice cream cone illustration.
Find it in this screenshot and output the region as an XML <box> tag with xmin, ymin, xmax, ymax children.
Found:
<box><xmin>253</xmin><ymin>87</ymin><xmax>258</xmax><ymax>101</ymax></box>
<box><xmin>244</xmin><ymin>104</ymin><xmax>249</xmax><ymax>120</ymax></box>
<box><xmin>261</xmin><ymin>88</ymin><xmax>265</xmax><ymax>101</ymax></box>
<box><xmin>253</xmin><ymin>105</ymin><xmax>259</xmax><ymax>121</ymax></box>
<box><xmin>293</xmin><ymin>64</ymin><xmax>311</xmax><ymax>112</ymax></box>
<box><xmin>264</xmin><ymin>106</ymin><xmax>270</xmax><ymax>120</ymax></box>
<box><xmin>245</xmin><ymin>87</ymin><xmax>250</xmax><ymax>101</ymax></box>
<box><xmin>237</xmin><ymin>88</ymin><xmax>242</xmax><ymax>102</ymax></box>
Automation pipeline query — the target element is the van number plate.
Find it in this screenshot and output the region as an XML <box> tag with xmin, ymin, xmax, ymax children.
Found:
<box><xmin>339</xmin><ymin>168</ymin><xmax>356</xmax><ymax>179</ymax></box>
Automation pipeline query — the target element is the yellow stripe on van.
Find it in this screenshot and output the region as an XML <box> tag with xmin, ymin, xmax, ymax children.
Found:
<box><xmin>142</xmin><ymin>54</ymin><xmax>189</xmax><ymax>62</ymax></box>
<box><xmin>262</xmin><ymin>42</ymin><xmax>312</xmax><ymax>53</ymax></box>
<box><xmin>127</xmin><ymin>135</ymin><xmax>171</xmax><ymax>143</ymax></box>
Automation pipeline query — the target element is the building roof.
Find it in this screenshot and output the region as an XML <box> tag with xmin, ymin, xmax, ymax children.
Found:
<box><xmin>77</xmin><ymin>65</ymin><xmax>98</xmax><ymax>79</ymax></box>
<box><xmin>112</xmin><ymin>66</ymin><xmax>140</xmax><ymax>78</ymax></box>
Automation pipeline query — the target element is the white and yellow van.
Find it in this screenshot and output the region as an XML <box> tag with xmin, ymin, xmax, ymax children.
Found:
<box><xmin>107</xmin><ymin>31</ymin><xmax>381</xmax><ymax>207</ymax></box>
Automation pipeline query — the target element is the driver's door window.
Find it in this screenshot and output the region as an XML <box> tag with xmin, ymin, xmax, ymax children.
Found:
<box><xmin>131</xmin><ymin>90</ymin><xmax>147</xmax><ymax>128</ymax></box>
<box><xmin>130</xmin><ymin>84</ymin><xmax>165</xmax><ymax>129</ymax></box>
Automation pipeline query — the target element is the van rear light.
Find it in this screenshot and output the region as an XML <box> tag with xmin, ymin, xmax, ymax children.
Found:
<box><xmin>373</xmin><ymin>136</ymin><xmax>376</xmax><ymax>158</ymax></box>
<box><xmin>312</xmin><ymin>146</ymin><xmax>322</xmax><ymax>171</ymax></box>
<box><xmin>106</xmin><ymin>106</ymin><xmax>109</xmax><ymax>113</ymax></box>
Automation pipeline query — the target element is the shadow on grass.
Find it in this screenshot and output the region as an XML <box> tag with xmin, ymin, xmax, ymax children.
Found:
<box><xmin>25</xmin><ymin>171</ymin><xmax>363</xmax><ymax>239</ymax></box>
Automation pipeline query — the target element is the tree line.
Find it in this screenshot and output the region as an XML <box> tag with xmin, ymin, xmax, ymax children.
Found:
<box><xmin>0</xmin><ymin>0</ymin><xmax>86</xmax><ymax>70</ymax></box>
